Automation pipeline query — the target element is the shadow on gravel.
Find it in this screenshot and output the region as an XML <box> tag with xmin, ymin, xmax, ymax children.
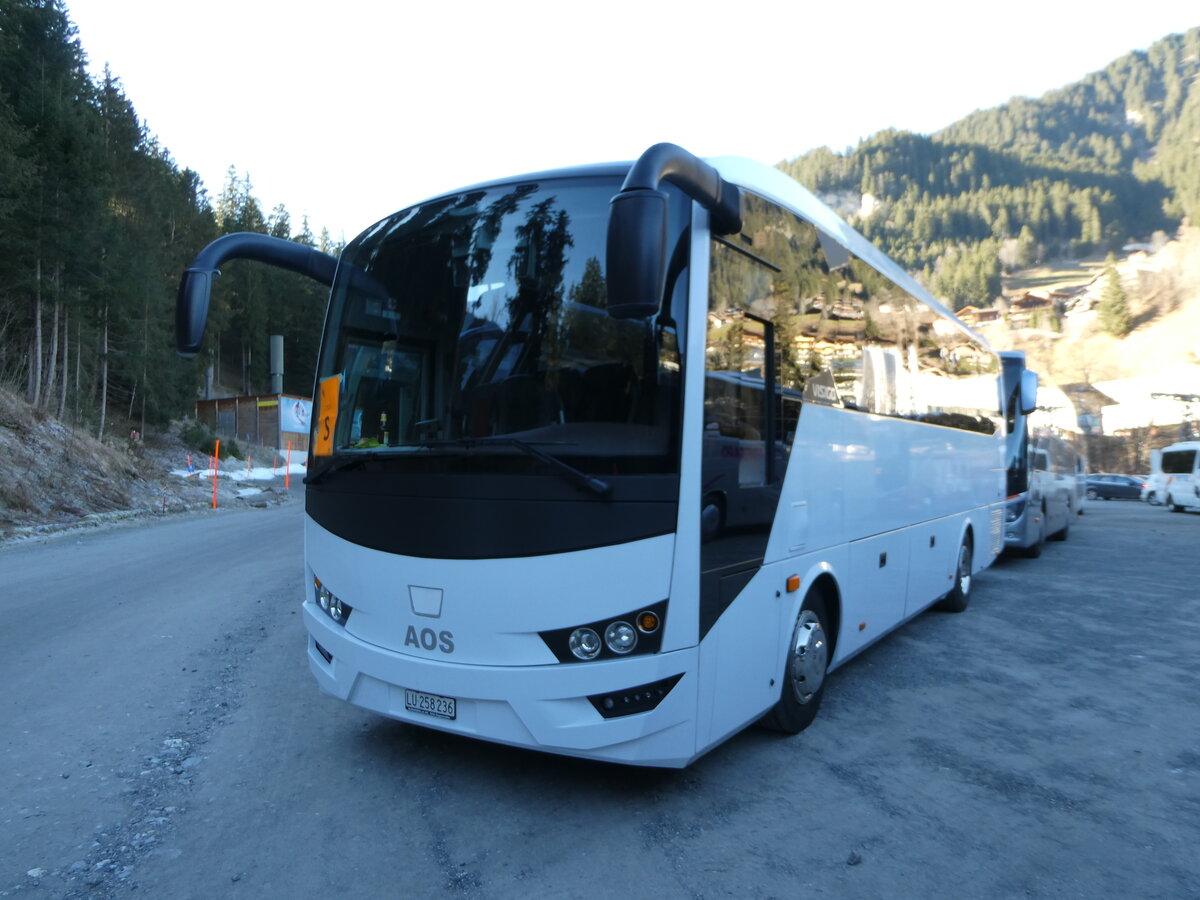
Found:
<box><xmin>356</xmin><ymin>716</ymin><xmax>683</xmax><ymax>793</ymax></box>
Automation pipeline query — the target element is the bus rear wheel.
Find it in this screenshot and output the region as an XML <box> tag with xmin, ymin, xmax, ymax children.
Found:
<box><xmin>938</xmin><ymin>535</ymin><xmax>973</xmax><ymax>612</ymax></box>
<box><xmin>1049</xmin><ymin>518</ymin><xmax>1069</xmax><ymax>541</ymax></box>
<box><xmin>760</xmin><ymin>594</ymin><xmax>830</xmax><ymax>734</ymax></box>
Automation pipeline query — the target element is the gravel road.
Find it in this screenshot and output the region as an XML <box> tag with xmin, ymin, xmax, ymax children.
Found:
<box><xmin>2</xmin><ymin>497</ymin><xmax>1197</xmax><ymax>899</ymax></box>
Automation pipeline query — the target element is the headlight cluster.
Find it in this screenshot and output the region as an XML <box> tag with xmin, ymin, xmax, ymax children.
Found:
<box><xmin>1005</xmin><ymin>498</ymin><xmax>1026</xmax><ymax>523</ymax></box>
<box><xmin>539</xmin><ymin>600</ymin><xmax>667</xmax><ymax>663</ymax></box>
<box><xmin>313</xmin><ymin>577</ymin><xmax>353</xmax><ymax>626</ymax></box>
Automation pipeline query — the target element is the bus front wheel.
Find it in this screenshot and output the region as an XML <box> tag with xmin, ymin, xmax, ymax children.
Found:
<box><xmin>760</xmin><ymin>594</ymin><xmax>830</xmax><ymax>734</ymax></box>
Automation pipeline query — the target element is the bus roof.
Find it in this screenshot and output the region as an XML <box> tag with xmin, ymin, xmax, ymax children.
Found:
<box><xmin>365</xmin><ymin>151</ymin><xmax>990</xmax><ymax>353</ymax></box>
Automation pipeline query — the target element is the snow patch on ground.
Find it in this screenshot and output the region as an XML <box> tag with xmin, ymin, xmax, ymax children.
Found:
<box><xmin>170</xmin><ymin>463</ymin><xmax>307</xmax><ymax>482</ymax></box>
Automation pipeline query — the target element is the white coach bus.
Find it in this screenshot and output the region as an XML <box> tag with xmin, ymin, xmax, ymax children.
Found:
<box><xmin>176</xmin><ymin>143</ymin><xmax>1007</xmax><ymax>767</ymax></box>
<box><xmin>999</xmin><ymin>352</ymin><xmax>1077</xmax><ymax>556</ymax></box>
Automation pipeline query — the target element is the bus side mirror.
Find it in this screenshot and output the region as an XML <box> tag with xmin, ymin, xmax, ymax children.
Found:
<box><xmin>605</xmin><ymin>143</ymin><xmax>742</xmax><ymax>320</ymax></box>
<box><xmin>175</xmin><ymin>232</ymin><xmax>340</xmax><ymax>358</ymax></box>
<box><xmin>177</xmin><ymin>268</ymin><xmax>216</xmax><ymax>358</ymax></box>
<box><xmin>605</xmin><ymin>188</ymin><xmax>668</xmax><ymax>320</ymax></box>
<box><xmin>1020</xmin><ymin>370</ymin><xmax>1039</xmax><ymax>416</ymax></box>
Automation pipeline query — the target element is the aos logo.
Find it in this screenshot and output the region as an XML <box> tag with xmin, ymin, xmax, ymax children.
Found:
<box><xmin>405</xmin><ymin>625</ymin><xmax>455</xmax><ymax>654</ymax></box>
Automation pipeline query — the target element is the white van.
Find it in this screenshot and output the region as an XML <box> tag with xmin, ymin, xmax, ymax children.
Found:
<box><xmin>1159</xmin><ymin>441</ymin><xmax>1200</xmax><ymax>512</ymax></box>
<box><xmin>1143</xmin><ymin>449</ymin><xmax>1165</xmax><ymax>505</ymax></box>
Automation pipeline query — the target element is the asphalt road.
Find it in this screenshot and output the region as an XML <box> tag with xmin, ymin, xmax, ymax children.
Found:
<box><xmin>2</xmin><ymin>496</ymin><xmax>1197</xmax><ymax>899</ymax></box>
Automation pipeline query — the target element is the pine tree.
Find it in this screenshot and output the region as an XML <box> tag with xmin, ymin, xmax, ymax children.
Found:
<box><xmin>1098</xmin><ymin>255</ymin><xmax>1132</xmax><ymax>337</ymax></box>
<box><xmin>0</xmin><ymin>0</ymin><xmax>102</xmax><ymax>408</ymax></box>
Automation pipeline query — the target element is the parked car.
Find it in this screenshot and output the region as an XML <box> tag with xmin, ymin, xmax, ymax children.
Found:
<box><xmin>1143</xmin><ymin>450</ymin><xmax>1166</xmax><ymax>504</ymax></box>
<box><xmin>1085</xmin><ymin>473</ymin><xmax>1146</xmax><ymax>500</ymax></box>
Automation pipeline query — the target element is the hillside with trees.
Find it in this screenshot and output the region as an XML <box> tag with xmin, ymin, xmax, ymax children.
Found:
<box><xmin>1</xmin><ymin>2</ymin><xmax>1199</xmax><ymax>458</ymax></box>
<box><xmin>0</xmin><ymin>0</ymin><xmax>333</xmax><ymax>444</ymax></box>
<box><xmin>779</xmin><ymin>26</ymin><xmax>1200</xmax><ymax>310</ymax></box>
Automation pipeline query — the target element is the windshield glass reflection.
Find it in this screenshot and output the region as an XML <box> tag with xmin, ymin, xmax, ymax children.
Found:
<box><xmin>316</xmin><ymin>177</ymin><xmax>686</xmax><ymax>475</ymax></box>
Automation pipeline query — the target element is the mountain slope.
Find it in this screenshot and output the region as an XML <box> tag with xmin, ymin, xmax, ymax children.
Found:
<box><xmin>778</xmin><ymin>27</ymin><xmax>1200</xmax><ymax>309</ymax></box>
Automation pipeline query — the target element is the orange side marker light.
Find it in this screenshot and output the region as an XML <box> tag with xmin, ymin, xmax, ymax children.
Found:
<box><xmin>636</xmin><ymin>611</ymin><xmax>660</xmax><ymax>634</ymax></box>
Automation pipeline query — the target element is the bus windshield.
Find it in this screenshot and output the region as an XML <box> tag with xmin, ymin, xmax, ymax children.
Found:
<box><xmin>315</xmin><ymin>176</ymin><xmax>686</xmax><ymax>476</ymax></box>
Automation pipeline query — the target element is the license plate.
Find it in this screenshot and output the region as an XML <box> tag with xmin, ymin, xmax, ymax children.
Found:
<box><xmin>404</xmin><ymin>688</ymin><xmax>456</xmax><ymax>720</ymax></box>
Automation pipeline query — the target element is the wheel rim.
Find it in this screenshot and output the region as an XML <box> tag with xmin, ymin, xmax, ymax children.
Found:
<box><xmin>957</xmin><ymin>542</ymin><xmax>972</xmax><ymax>595</ymax></box>
<box><xmin>788</xmin><ymin>609</ymin><xmax>828</xmax><ymax>704</ymax></box>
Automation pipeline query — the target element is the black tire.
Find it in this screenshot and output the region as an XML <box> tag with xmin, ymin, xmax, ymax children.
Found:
<box><xmin>938</xmin><ymin>534</ymin><xmax>973</xmax><ymax>612</ymax></box>
<box><xmin>1049</xmin><ymin>519</ymin><xmax>1069</xmax><ymax>542</ymax></box>
<box><xmin>1169</xmin><ymin>496</ymin><xmax>1185</xmax><ymax>512</ymax></box>
<box><xmin>1022</xmin><ymin>516</ymin><xmax>1045</xmax><ymax>558</ymax></box>
<box><xmin>760</xmin><ymin>593</ymin><xmax>830</xmax><ymax>734</ymax></box>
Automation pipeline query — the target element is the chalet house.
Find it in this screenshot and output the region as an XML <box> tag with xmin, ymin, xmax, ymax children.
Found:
<box><xmin>1008</xmin><ymin>293</ymin><xmax>1055</xmax><ymax>328</ymax></box>
<box><xmin>1059</xmin><ymin>383</ymin><xmax>1118</xmax><ymax>435</ymax></box>
<box><xmin>957</xmin><ymin>305</ymin><xmax>1001</xmax><ymax>328</ymax></box>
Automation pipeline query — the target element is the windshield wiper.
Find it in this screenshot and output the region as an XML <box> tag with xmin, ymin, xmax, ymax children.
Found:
<box><xmin>422</xmin><ymin>437</ymin><xmax>611</xmax><ymax>496</ymax></box>
<box><xmin>303</xmin><ymin>450</ymin><xmax>383</xmax><ymax>485</ymax></box>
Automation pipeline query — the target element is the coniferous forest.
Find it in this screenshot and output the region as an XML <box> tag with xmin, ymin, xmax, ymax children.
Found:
<box><xmin>2</xmin><ymin>0</ymin><xmax>1199</xmax><ymax>435</ymax></box>
<box><xmin>0</xmin><ymin>0</ymin><xmax>335</xmax><ymax>437</ymax></box>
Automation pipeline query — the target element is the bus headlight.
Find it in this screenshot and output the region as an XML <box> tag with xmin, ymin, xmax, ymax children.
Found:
<box><xmin>604</xmin><ymin>622</ymin><xmax>637</xmax><ymax>654</ymax></box>
<box><xmin>313</xmin><ymin>577</ymin><xmax>352</xmax><ymax>627</ymax></box>
<box><xmin>568</xmin><ymin>628</ymin><xmax>602</xmax><ymax>660</ymax></box>
<box><xmin>1006</xmin><ymin>498</ymin><xmax>1026</xmax><ymax>523</ymax></box>
<box><xmin>538</xmin><ymin>600</ymin><xmax>667</xmax><ymax>663</ymax></box>
<box><xmin>316</xmin><ymin>583</ymin><xmax>333</xmax><ymax>611</ymax></box>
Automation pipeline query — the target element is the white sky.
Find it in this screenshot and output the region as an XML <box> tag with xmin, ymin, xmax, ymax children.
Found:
<box><xmin>63</xmin><ymin>0</ymin><xmax>1199</xmax><ymax>242</ymax></box>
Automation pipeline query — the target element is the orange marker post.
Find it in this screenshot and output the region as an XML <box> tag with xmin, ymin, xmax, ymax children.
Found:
<box><xmin>285</xmin><ymin>440</ymin><xmax>293</xmax><ymax>490</ymax></box>
<box><xmin>212</xmin><ymin>439</ymin><xmax>220</xmax><ymax>509</ymax></box>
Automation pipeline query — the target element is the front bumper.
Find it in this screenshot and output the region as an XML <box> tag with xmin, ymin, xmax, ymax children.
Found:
<box><xmin>304</xmin><ymin>603</ymin><xmax>700</xmax><ymax>768</ymax></box>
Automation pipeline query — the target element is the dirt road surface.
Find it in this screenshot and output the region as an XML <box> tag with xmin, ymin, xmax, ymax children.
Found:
<box><xmin>2</xmin><ymin>497</ymin><xmax>1197</xmax><ymax>898</ymax></box>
